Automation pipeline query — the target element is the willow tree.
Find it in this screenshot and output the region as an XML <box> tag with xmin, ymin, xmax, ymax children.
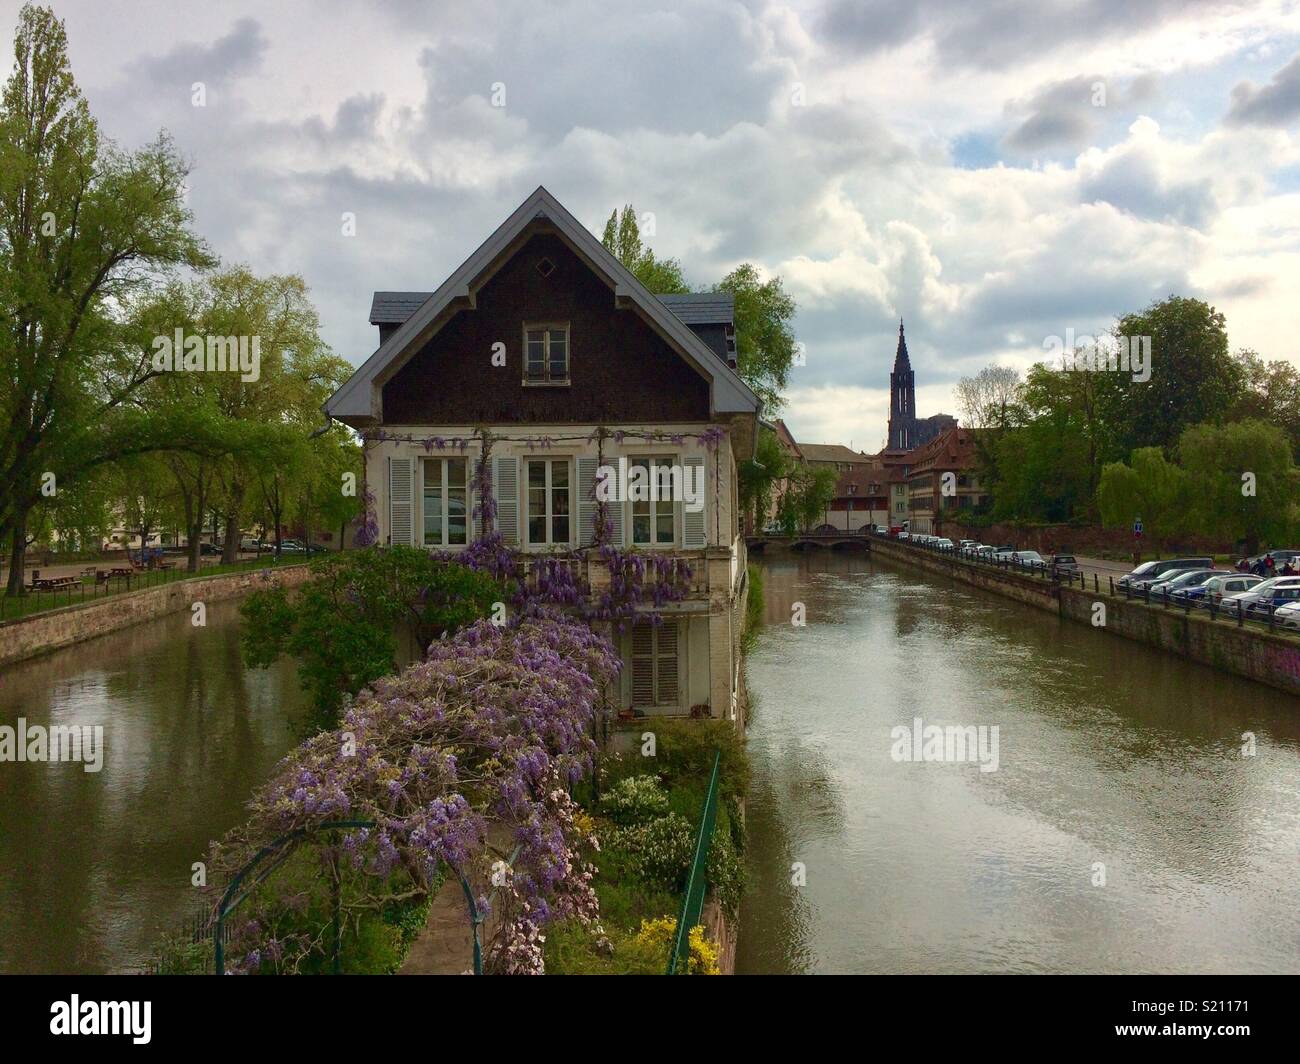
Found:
<box><xmin>0</xmin><ymin>3</ymin><xmax>211</xmax><ymax>592</ymax></box>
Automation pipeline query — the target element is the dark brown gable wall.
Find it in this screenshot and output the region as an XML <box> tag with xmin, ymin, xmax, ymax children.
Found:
<box><xmin>381</xmin><ymin>231</ymin><xmax>711</xmax><ymax>425</ymax></box>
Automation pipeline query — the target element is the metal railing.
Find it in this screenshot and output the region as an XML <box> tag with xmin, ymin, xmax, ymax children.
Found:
<box><xmin>667</xmin><ymin>748</ymin><xmax>721</xmax><ymax>975</ymax></box>
<box><xmin>0</xmin><ymin>555</ymin><xmax>302</xmax><ymax>623</ymax></box>
<box><xmin>870</xmin><ymin>531</ymin><xmax>1299</xmax><ymax>638</ymax></box>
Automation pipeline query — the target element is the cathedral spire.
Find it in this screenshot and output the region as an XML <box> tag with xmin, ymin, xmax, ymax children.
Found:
<box><xmin>893</xmin><ymin>319</ymin><xmax>910</xmax><ymax>371</ymax></box>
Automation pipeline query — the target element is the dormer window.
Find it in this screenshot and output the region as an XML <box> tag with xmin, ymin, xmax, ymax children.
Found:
<box><xmin>524</xmin><ymin>323</ymin><xmax>569</xmax><ymax>385</ymax></box>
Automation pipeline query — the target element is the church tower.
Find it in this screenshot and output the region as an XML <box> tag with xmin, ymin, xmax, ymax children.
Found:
<box><xmin>887</xmin><ymin>320</ymin><xmax>916</xmax><ymax>450</ymax></box>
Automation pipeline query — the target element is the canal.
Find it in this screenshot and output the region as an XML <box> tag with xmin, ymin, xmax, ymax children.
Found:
<box><xmin>736</xmin><ymin>550</ymin><xmax>1300</xmax><ymax>974</ymax></box>
<box><xmin>0</xmin><ymin>600</ymin><xmax>305</xmax><ymax>974</ymax></box>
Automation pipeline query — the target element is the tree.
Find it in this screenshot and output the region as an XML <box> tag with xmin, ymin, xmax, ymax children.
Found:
<box><xmin>1179</xmin><ymin>420</ymin><xmax>1297</xmax><ymax>555</ymax></box>
<box><xmin>601</xmin><ymin>205</ymin><xmax>689</xmax><ymax>294</ymax></box>
<box><xmin>1096</xmin><ymin>447</ymin><xmax>1190</xmax><ymax>554</ymax></box>
<box><xmin>954</xmin><ymin>364</ymin><xmax>1023</xmax><ymax>510</ymax></box>
<box><xmin>0</xmin><ymin>4</ymin><xmax>212</xmax><ymax>593</ymax></box>
<box><xmin>776</xmin><ymin>464</ymin><xmax>837</xmax><ymax>533</ymax></box>
<box><xmin>1098</xmin><ymin>296</ymin><xmax>1244</xmax><ymax>454</ymax></box>
<box><xmin>600</xmin><ymin>204</ymin><xmax>798</xmax><ymax>413</ymax></box>
<box><xmin>715</xmin><ymin>264</ymin><xmax>797</xmax><ymax>415</ymax></box>
<box><xmin>1229</xmin><ymin>349</ymin><xmax>1300</xmax><ymax>462</ymax></box>
<box><xmin>737</xmin><ymin>425</ymin><xmax>791</xmax><ymax>533</ymax></box>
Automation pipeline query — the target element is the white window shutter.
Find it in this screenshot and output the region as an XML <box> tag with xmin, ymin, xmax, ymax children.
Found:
<box><xmin>657</xmin><ymin>618</ymin><xmax>680</xmax><ymax>705</ymax></box>
<box><xmin>389</xmin><ymin>457</ymin><xmax>414</xmax><ymax>546</ymax></box>
<box><xmin>631</xmin><ymin>623</ymin><xmax>654</xmax><ymax>707</ymax></box>
<box><xmin>682</xmin><ymin>455</ymin><xmax>706</xmax><ymax>548</ymax></box>
<box><xmin>577</xmin><ymin>457</ymin><xmax>598</xmax><ymax>546</ymax></box>
<box><xmin>494</xmin><ymin>456</ymin><xmax>519</xmax><ymax>546</ymax></box>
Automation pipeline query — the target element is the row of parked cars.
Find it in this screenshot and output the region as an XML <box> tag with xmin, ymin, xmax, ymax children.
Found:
<box><xmin>1114</xmin><ymin>555</ymin><xmax>1300</xmax><ymax>629</ymax></box>
<box><xmin>892</xmin><ymin>530</ymin><xmax>1082</xmax><ymax>576</ymax></box>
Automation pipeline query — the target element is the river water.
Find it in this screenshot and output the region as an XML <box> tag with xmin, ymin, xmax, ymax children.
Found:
<box><xmin>0</xmin><ymin>601</ymin><xmax>304</xmax><ymax>974</ymax></box>
<box><xmin>736</xmin><ymin>550</ymin><xmax>1300</xmax><ymax>974</ymax></box>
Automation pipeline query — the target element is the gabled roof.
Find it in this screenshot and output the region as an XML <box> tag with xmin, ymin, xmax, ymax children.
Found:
<box><xmin>327</xmin><ymin>186</ymin><xmax>760</xmax><ymax>422</ymax></box>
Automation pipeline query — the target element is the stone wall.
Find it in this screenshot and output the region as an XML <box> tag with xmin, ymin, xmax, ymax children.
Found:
<box><xmin>868</xmin><ymin>537</ymin><xmax>1300</xmax><ymax>697</ymax></box>
<box><xmin>0</xmin><ymin>564</ymin><xmax>312</xmax><ymax>668</ymax></box>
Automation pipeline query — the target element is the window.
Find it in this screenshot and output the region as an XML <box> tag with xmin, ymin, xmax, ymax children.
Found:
<box><xmin>526</xmin><ymin>458</ymin><xmax>571</xmax><ymax>544</ymax></box>
<box><xmin>631</xmin><ymin>619</ymin><xmax>679</xmax><ymax>707</ymax></box>
<box><xmin>523</xmin><ymin>323</ymin><xmax>569</xmax><ymax>384</ymax></box>
<box><xmin>630</xmin><ymin>457</ymin><xmax>675</xmax><ymax>546</ymax></box>
<box><xmin>423</xmin><ymin>458</ymin><xmax>468</xmax><ymax>546</ymax></box>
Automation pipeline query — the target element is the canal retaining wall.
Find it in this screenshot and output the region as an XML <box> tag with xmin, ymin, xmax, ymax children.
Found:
<box><xmin>0</xmin><ymin>564</ymin><xmax>313</xmax><ymax>668</ymax></box>
<box><xmin>868</xmin><ymin>537</ymin><xmax>1300</xmax><ymax>697</ymax></box>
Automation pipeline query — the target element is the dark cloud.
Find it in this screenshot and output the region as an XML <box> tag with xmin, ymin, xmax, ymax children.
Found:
<box><xmin>124</xmin><ymin>16</ymin><xmax>267</xmax><ymax>90</ymax></box>
<box><xmin>819</xmin><ymin>0</ymin><xmax>1238</xmax><ymax>71</ymax></box>
<box><xmin>1001</xmin><ymin>74</ymin><xmax>1164</xmax><ymax>154</ymax></box>
<box><xmin>1226</xmin><ymin>52</ymin><xmax>1300</xmax><ymax>127</ymax></box>
<box><xmin>1079</xmin><ymin>145</ymin><xmax>1216</xmax><ymax>228</ymax></box>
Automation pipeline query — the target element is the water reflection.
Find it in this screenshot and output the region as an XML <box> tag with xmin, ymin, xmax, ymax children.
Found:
<box><xmin>0</xmin><ymin>600</ymin><xmax>303</xmax><ymax>973</ymax></box>
<box><xmin>737</xmin><ymin>551</ymin><xmax>1300</xmax><ymax>974</ymax></box>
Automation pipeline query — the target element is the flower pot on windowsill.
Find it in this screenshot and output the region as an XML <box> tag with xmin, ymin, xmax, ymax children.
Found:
<box><xmin>689</xmin><ymin>703</ymin><xmax>710</xmax><ymax>719</ymax></box>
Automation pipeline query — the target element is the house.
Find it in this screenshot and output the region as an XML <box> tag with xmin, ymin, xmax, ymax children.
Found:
<box><xmin>796</xmin><ymin>443</ymin><xmax>886</xmax><ymax>531</ymax></box>
<box><xmin>324</xmin><ymin>187</ymin><xmax>760</xmax><ymax>724</ymax></box>
<box><xmin>903</xmin><ymin>425</ymin><xmax>984</xmax><ymax>534</ymax></box>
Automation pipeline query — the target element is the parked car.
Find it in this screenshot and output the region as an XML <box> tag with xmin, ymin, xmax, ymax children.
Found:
<box><xmin>1117</xmin><ymin>557</ymin><xmax>1214</xmax><ymax>591</ymax></box>
<box><xmin>1158</xmin><ymin>569</ymin><xmax>1229</xmax><ymax>600</ymax></box>
<box><xmin>1011</xmin><ymin>550</ymin><xmax>1047</xmax><ymax>570</ymax></box>
<box><xmin>1275</xmin><ymin>601</ymin><xmax>1300</xmax><ymax>631</ymax></box>
<box><xmin>1201</xmin><ymin>573</ymin><xmax>1263</xmax><ymax>605</ymax></box>
<box><xmin>761</xmin><ymin>521</ymin><xmax>783</xmax><ymax>535</ymax></box>
<box><xmin>1242</xmin><ymin>580</ymin><xmax>1300</xmax><ymax>618</ymax></box>
<box><xmin>975</xmin><ymin>544</ymin><xmax>997</xmax><ymax>557</ymax></box>
<box><xmin>933</xmin><ymin>538</ymin><xmax>954</xmax><ymax>550</ymax></box>
<box><xmin>1222</xmin><ymin>576</ymin><xmax>1300</xmax><ymax>615</ymax></box>
<box><xmin>1142</xmin><ymin>567</ymin><xmax>1206</xmax><ymax>595</ymax></box>
<box><xmin>897</xmin><ymin>531</ymin><xmax>910</xmax><ymax>541</ymax></box>
<box><xmin>1049</xmin><ymin>554</ymin><xmax>1080</xmax><ymax>578</ymax></box>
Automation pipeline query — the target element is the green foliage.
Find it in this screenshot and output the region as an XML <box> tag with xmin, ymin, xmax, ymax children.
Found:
<box><xmin>604</xmin><ymin>813</ymin><xmax>696</xmax><ymax>890</ymax></box>
<box><xmin>1179</xmin><ymin>419</ymin><xmax>1297</xmax><ymax>554</ymax></box>
<box><xmin>716</xmin><ymin>263</ymin><xmax>798</xmax><ymax>415</ymax></box>
<box><xmin>0</xmin><ymin>2</ymin><xmax>213</xmax><ymax>589</ymax></box>
<box><xmin>1097</xmin><ymin>447</ymin><xmax>1190</xmax><ymax>550</ymax></box>
<box><xmin>1098</xmin><ymin>296</ymin><xmax>1243</xmax><ymax>454</ymax></box>
<box><xmin>739</xmin><ymin>426</ymin><xmax>791</xmax><ymax>531</ymax></box>
<box><xmin>240</xmin><ymin>545</ymin><xmax>506</xmax><ymax>730</ymax></box>
<box><xmin>776</xmin><ymin>464</ymin><xmax>838</xmax><ymax>532</ymax></box>
<box><xmin>599</xmin><ymin>774</ymin><xmax>671</xmax><ymax>825</ymax></box>
<box><xmin>600</xmin><ymin>205</ymin><xmax>690</xmax><ymax>294</ymax></box>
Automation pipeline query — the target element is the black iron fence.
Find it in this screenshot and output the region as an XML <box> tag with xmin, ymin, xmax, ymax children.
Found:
<box><xmin>0</xmin><ymin>555</ymin><xmax>305</xmax><ymax>623</ymax></box>
<box><xmin>871</xmin><ymin>532</ymin><xmax>1299</xmax><ymax>638</ymax></box>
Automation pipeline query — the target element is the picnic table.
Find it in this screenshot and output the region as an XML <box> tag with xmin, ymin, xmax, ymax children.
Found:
<box><xmin>29</xmin><ymin>576</ymin><xmax>80</xmax><ymax>591</ymax></box>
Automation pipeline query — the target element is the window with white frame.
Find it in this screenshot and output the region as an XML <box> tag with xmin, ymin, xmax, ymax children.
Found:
<box><xmin>526</xmin><ymin>458</ymin><xmax>571</xmax><ymax>545</ymax></box>
<box><xmin>523</xmin><ymin>323</ymin><xmax>569</xmax><ymax>384</ymax></box>
<box><xmin>631</xmin><ymin>618</ymin><xmax>679</xmax><ymax>707</ymax></box>
<box><xmin>630</xmin><ymin>457</ymin><xmax>676</xmax><ymax>546</ymax></box>
<box><xmin>422</xmin><ymin>457</ymin><xmax>468</xmax><ymax>546</ymax></box>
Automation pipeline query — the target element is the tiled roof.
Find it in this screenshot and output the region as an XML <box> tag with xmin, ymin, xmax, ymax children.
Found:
<box><xmin>798</xmin><ymin>443</ymin><xmax>873</xmax><ymax>465</ymax></box>
<box><xmin>369</xmin><ymin>291</ymin><xmax>433</xmax><ymax>325</ymax></box>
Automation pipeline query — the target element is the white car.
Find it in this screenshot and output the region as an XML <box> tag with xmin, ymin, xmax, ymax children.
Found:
<box><xmin>1012</xmin><ymin>550</ymin><xmax>1046</xmax><ymax>569</ymax></box>
<box><xmin>975</xmin><ymin>544</ymin><xmax>997</xmax><ymax>557</ymax></box>
<box><xmin>1202</xmin><ymin>574</ymin><xmax>1263</xmax><ymax>604</ymax></box>
<box><xmin>896</xmin><ymin>531</ymin><xmax>910</xmax><ymax>541</ymax></box>
<box><xmin>1276</xmin><ymin>601</ymin><xmax>1300</xmax><ymax>630</ymax></box>
<box><xmin>1222</xmin><ymin>576</ymin><xmax>1300</xmax><ymax>614</ymax></box>
<box><xmin>932</xmin><ymin>538</ymin><xmax>954</xmax><ymax>550</ymax></box>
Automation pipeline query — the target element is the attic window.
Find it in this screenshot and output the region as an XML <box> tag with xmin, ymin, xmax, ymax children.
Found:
<box><xmin>523</xmin><ymin>323</ymin><xmax>569</xmax><ymax>385</ymax></box>
<box><xmin>536</xmin><ymin>257</ymin><xmax>556</xmax><ymax>278</ymax></box>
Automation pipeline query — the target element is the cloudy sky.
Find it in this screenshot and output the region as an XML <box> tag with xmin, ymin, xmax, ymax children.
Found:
<box><xmin>11</xmin><ymin>0</ymin><xmax>1300</xmax><ymax>449</ymax></box>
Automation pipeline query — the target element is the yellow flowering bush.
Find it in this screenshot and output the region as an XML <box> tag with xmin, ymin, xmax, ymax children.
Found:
<box><xmin>634</xmin><ymin>916</ymin><xmax>721</xmax><ymax>975</ymax></box>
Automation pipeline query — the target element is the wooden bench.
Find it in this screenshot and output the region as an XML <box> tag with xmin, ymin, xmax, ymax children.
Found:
<box><xmin>30</xmin><ymin>576</ymin><xmax>80</xmax><ymax>592</ymax></box>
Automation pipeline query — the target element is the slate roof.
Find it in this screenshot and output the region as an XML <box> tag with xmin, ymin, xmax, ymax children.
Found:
<box><xmin>656</xmin><ymin>293</ymin><xmax>734</xmax><ymax>325</ymax></box>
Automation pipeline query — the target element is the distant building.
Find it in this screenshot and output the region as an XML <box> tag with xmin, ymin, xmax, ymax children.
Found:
<box><xmin>904</xmin><ymin>426</ymin><xmax>987</xmax><ymax>534</ymax></box>
<box><xmin>798</xmin><ymin>443</ymin><xmax>887</xmax><ymax>531</ymax></box>
<box><xmin>886</xmin><ymin>321</ymin><xmax>955</xmax><ymax>451</ymax></box>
